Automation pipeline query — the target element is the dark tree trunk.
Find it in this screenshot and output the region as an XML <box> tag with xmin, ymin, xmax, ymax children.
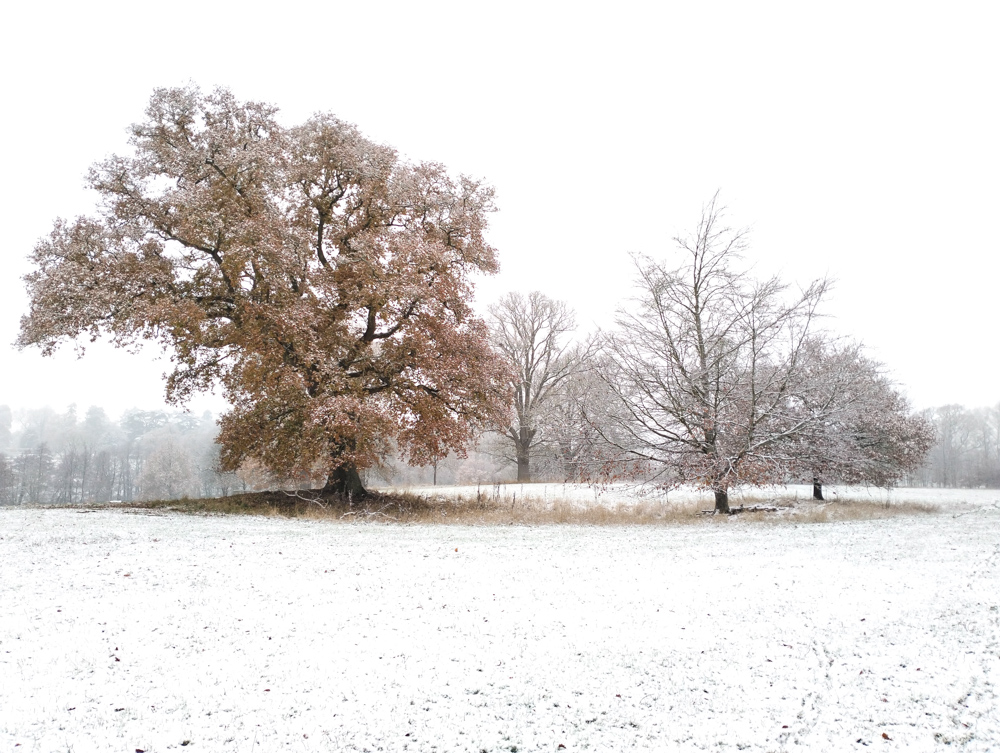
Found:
<box><xmin>516</xmin><ymin>454</ymin><xmax>530</xmax><ymax>483</ymax></box>
<box><xmin>714</xmin><ymin>488</ymin><xmax>730</xmax><ymax>514</ymax></box>
<box><xmin>515</xmin><ymin>426</ymin><xmax>534</xmax><ymax>482</ymax></box>
<box><xmin>322</xmin><ymin>464</ymin><xmax>367</xmax><ymax>498</ymax></box>
<box><xmin>813</xmin><ymin>477</ymin><xmax>824</xmax><ymax>501</ymax></box>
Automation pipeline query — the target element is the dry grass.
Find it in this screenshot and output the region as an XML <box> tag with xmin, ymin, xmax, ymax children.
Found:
<box><xmin>110</xmin><ymin>488</ymin><xmax>941</xmax><ymax>526</ymax></box>
<box><xmin>722</xmin><ymin>498</ymin><xmax>940</xmax><ymax>524</ymax></box>
<box><xmin>119</xmin><ymin>490</ymin><xmax>702</xmax><ymax>525</ymax></box>
<box><xmin>717</xmin><ymin>489</ymin><xmax>941</xmax><ymax>523</ymax></box>
<box><xmin>784</xmin><ymin>497</ymin><xmax>940</xmax><ymax>523</ymax></box>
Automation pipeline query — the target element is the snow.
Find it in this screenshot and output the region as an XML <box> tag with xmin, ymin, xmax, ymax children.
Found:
<box><xmin>1</xmin><ymin>489</ymin><xmax>999</xmax><ymax>752</ymax></box>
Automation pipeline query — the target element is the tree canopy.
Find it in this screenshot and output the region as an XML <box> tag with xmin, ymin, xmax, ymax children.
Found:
<box><xmin>785</xmin><ymin>341</ymin><xmax>935</xmax><ymax>497</ymax></box>
<box><xmin>18</xmin><ymin>86</ymin><xmax>509</xmax><ymax>495</ymax></box>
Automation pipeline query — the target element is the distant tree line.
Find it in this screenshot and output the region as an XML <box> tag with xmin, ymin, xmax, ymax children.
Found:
<box><xmin>0</xmin><ymin>405</ymin><xmax>243</xmax><ymax>505</ymax></box>
<box><xmin>909</xmin><ymin>404</ymin><xmax>1000</xmax><ymax>488</ymax></box>
<box><xmin>1</xmin><ymin>397</ymin><xmax>994</xmax><ymax>505</ymax></box>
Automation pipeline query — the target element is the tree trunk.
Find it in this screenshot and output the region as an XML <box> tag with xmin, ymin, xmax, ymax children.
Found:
<box><xmin>813</xmin><ymin>477</ymin><xmax>824</xmax><ymax>501</ymax></box>
<box><xmin>714</xmin><ymin>487</ymin><xmax>730</xmax><ymax>514</ymax></box>
<box><xmin>322</xmin><ymin>464</ymin><xmax>367</xmax><ymax>498</ymax></box>
<box><xmin>515</xmin><ymin>426</ymin><xmax>533</xmax><ymax>483</ymax></box>
<box><xmin>516</xmin><ymin>454</ymin><xmax>530</xmax><ymax>483</ymax></box>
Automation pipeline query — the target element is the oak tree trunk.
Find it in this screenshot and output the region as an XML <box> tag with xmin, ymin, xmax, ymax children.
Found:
<box><xmin>516</xmin><ymin>454</ymin><xmax>530</xmax><ymax>483</ymax></box>
<box><xmin>813</xmin><ymin>477</ymin><xmax>824</xmax><ymax>501</ymax></box>
<box><xmin>322</xmin><ymin>464</ymin><xmax>367</xmax><ymax>498</ymax></box>
<box><xmin>515</xmin><ymin>426</ymin><xmax>534</xmax><ymax>483</ymax></box>
<box><xmin>714</xmin><ymin>488</ymin><xmax>730</xmax><ymax>514</ymax></box>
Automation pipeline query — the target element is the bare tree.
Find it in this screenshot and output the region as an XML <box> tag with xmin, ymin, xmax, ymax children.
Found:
<box><xmin>597</xmin><ymin>195</ymin><xmax>830</xmax><ymax>513</ymax></box>
<box><xmin>488</xmin><ymin>292</ymin><xmax>589</xmax><ymax>482</ymax></box>
<box><xmin>541</xmin><ymin>366</ymin><xmax>620</xmax><ymax>482</ymax></box>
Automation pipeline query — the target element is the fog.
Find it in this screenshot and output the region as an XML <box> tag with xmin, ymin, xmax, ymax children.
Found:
<box><xmin>2</xmin><ymin>1</ymin><xmax>997</xmax><ymax>416</ymax></box>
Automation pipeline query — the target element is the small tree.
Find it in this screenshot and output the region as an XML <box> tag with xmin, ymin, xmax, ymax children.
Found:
<box><xmin>139</xmin><ymin>434</ymin><xmax>197</xmax><ymax>501</ymax></box>
<box><xmin>597</xmin><ymin>195</ymin><xmax>830</xmax><ymax>513</ymax></box>
<box><xmin>786</xmin><ymin>341</ymin><xmax>935</xmax><ymax>499</ymax></box>
<box><xmin>544</xmin><ymin>366</ymin><xmax>615</xmax><ymax>482</ymax></box>
<box><xmin>488</xmin><ymin>291</ymin><xmax>588</xmax><ymax>482</ymax></box>
<box><xmin>18</xmin><ymin>86</ymin><xmax>508</xmax><ymax>496</ymax></box>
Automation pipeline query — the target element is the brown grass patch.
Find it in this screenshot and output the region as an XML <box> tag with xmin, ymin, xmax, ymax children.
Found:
<box><xmin>108</xmin><ymin>488</ymin><xmax>940</xmax><ymax>526</ymax></box>
<box><xmin>783</xmin><ymin>497</ymin><xmax>939</xmax><ymax>523</ymax></box>
<box><xmin>119</xmin><ymin>489</ymin><xmax>704</xmax><ymax>525</ymax></box>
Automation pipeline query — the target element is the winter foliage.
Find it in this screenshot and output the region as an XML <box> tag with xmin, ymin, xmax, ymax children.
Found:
<box><xmin>17</xmin><ymin>86</ymin><xmax>508</xmax><ymax>495</ymax></box>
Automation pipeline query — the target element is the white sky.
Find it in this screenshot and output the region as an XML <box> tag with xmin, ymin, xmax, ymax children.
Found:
<box><xmin>1</xmin><ymin>0</ymin><xmax>997</xmax><ymax>418</ymax></box>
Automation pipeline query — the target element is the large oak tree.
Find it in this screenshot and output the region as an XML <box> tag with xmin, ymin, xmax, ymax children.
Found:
<box><xmin>18</xmin><ymin>86</ymin><xmax>509</xmax><ymax>496</ymax></box>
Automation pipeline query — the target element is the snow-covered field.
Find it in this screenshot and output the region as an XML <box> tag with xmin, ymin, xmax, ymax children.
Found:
<box><xmin>1</xmin><ymin>489</ymin><xmax>998</xmax><ymax>752</ymax></box>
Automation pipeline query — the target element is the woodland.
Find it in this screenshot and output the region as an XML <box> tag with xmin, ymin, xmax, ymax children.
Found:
<box><xmin>10</xmin><ymin>86</ymin><xmax>985</xmax><ymax>511</ymax></box>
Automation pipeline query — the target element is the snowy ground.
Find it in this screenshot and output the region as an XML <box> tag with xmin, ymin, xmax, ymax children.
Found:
<box><xmin>1</xmin><ymin>490</ymin><xmax>998</xmax><ymax>752</ymax></box>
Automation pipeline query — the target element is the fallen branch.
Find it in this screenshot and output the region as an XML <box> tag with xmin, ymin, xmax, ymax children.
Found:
<box><xmin>952</xmin><ymin>501</ymin><xmax>1000</xmax><ymax>518</ymax></box>
<box><xmin>340</xmin><ymin>503</ymin><xmax>397</xmax><ymax>521</ymax></box>
<box><xmin>281</xmin><ymin>490</ymin><xmax>327</xmax><ymax>509</ymax></box>
<box><xmin>699</xmin><ymin>504</ymin><xmax>780</xmax><ymax>516</ymax></box>
<box><xmin>729</xmin><ymin>505</ymin><xmax>780</xmax><ymax>515</ymax></box>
